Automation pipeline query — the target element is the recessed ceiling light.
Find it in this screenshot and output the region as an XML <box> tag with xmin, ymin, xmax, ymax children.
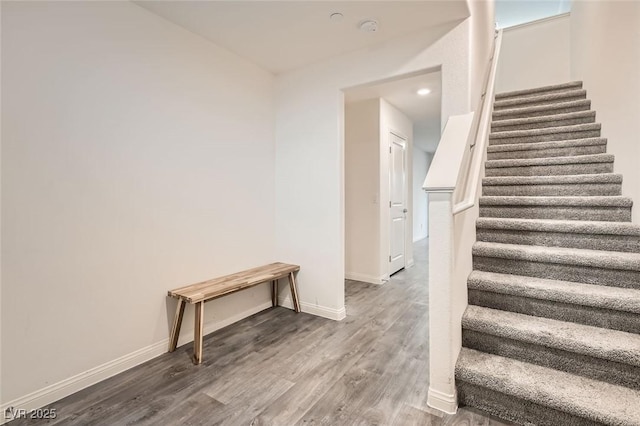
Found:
<box><xmin>417</xmin><ymin>88</ymin><xmax>431</xmax><ymax>96</ymax></box>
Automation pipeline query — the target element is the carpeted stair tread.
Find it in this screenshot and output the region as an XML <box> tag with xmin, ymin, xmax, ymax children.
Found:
<box><xmin>492</xmin><ymin>99</ymin><xmax>591</xmax><ymax>121</ymax></box>
<box><xmin>463</xmin><ymin>305</ymin><xmax>640</xmax><ymax>366</ymax></box>
<box><xmin>456</xmin><ymin>348</ymin><xmax>640</xmax><ymax>426</ymax></box>
<box><xmin>495</xmin><ymin>81</ymin><xmax>583</xmax><ymax>100</ymax></box>
<box><xmin>482</xmin><ymin>173</ymin><xmax>622</xmax><ymax>196</ymax></box>
<box><xmin>476</xmin><ymin>217</ymin><xmax>640</xmax><ymax>252</ymax></box>
<box><xmin>468</xmin><ymin>270</ymin><xmax>640</xmax><ymax>315</ymax></box>
<box><xmin>479</xmin><ymin>195</ymin><xmax>633</xmax><ymax>207</ymax></box>
<box><xmin>490</xmin><ymin>123</ymin><xmax>600</xmax><ymax>141</ymax></box>
<box><xmin>491</xmin><ymin>110</ymin><xmax>596</xmax><ymax>132</ymax></box>
<box><xmin>486</xmin><ymin>137</ymin><xmax>608</xmax><ymax>160</ymax></box>
<box><xmin>487</xmin><ymin>137</ymin><xmax>606</xmax><ymax>153</ymax></box>
<box><xmin>476</xmin><ymin>217</ymin><xmax>640</xmax><ymax>236</ymax></box>
<box><xmin>493</xmin><ymin>89</ymin><xmax>587</xmax><ymax>110</ymax></box>
<box><xmin>485</xmin><ymin>153</ymin><xmax>613</xmax><ymax>169</ymax></box>
<box><xmin>472</xmin><ymin>241</ymin><xmax>640</xmax><ymax>272</ymax></box>
<box><xmin>483</xmin><ymin>173</ymin><xmax>622</xmax><ymax>186</ymax></box>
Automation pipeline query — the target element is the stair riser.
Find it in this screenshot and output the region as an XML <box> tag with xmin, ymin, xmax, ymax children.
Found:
<box><xmin>482</xmin><ymin>183</ymin><xmax>621</xmax><ymax>197</ymax></box>
<box><xmin>463</xmin><ymin>330</ymin><xmax>640</xmax><ymax>391</ymax></box>
<box><xmin>493</xmin><ymin>103</ymin><xmax>591</xmax><ymax>121</ymax></box>
<box><xmin>487</xmin><ymin>144</ymin><xmax>606</xmax><ymax>160</ymax></box>
<box><xmin>485</xmin><ymin>162</ymin><xmax>614</xmax><ymax>177</ymax></box>
<box><xmin>479</xmin><ymin>205</ymin><xmax>632</xmax><ymax>222</ymax></box>
<box><xmin>468</xmin><ymin>289</ymin><xmax>640</xmax><ymax>334</ymax></box>
<box><xmin>473</xmin><ymin>256</ymin><xmax>640</xmax><ymax>289</ymax></box>
<box><xmin>494</xmin><ymin>94</ymin><xmax>587</xmax><ymax>111</ymax></box>
<box><xmin>491</xmin><ymin>116</ymin><xmax>596</xmax><ymax>133</ymax></box>
<box><xmin>457</xmin><ymin>382</ymin><xmax>602</xmax><ymax>426</ymax></box>
<box><xmin>496</xmin><ymin>86</ymin><xmax>583</xmax><ymax>102</ymax></box>
<box><xmin>489</xmin><ymin>129</ymin><xmax>601</xmax><ymax>145</ymax></box>
<box><xmin>476</xmin><ymin>229</ymin><xmax>640</xmax><ymax>253</ymax></box>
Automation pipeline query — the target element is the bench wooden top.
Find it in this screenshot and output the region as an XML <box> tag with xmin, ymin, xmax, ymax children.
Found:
<box><xmin>168</xmin><ymin>262</ymin><xmax>300</xmax><ymax>304</ymax></box>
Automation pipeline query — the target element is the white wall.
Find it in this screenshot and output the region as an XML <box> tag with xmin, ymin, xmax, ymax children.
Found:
<box><xmin>274</xmin><ymin>20</ymin><xmax>471</xmax><ymax>319</ymax></box>
<box><xmin>495</xmin><ymin>14</ymin><xmax>571</xmax><ymax>94</ymax></box>
<box><xmin>413</xmin><ymin>148</ymin><xmax>431</xmax><ymax>241</ymax></box>
<box><xmin>380</xmin><ymin>99</ymin><xmax>415</xmax><ymax>269</ymax></box>
<box><xmin>345</xmin><ymin>99</ymin><xmax>381</xmax><ymax>283</ymax></box>
<box><xmin>570</xmin><ymin>0</ymin><xmax>640</xmax><ymax>224</ymax></box>
<box><xmin>469</xmin><ymin>0</ymin><xmax>497</xmax><ymax>109</ymax></box>
<box><xmin>2</xmin><ymin>1</ymin><xmax>275</xmax><ymax>409</ymax></box>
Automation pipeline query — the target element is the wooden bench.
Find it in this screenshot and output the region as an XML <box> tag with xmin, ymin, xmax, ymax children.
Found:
<box><xmin>167</xmin><ymin>262</ymin><xmax>301</xmax><ymax>364</ymax></box>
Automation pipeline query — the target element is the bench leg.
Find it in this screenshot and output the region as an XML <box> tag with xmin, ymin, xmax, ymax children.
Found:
<box><xmin>193</xmin><ymin>301</ymin><xmax>204</xmax><ymax>365</ymax></box>
<box><xmin>288</xmin><ymin>272</ymin><xmax>301</xmax><ymax>313</ymax></box>
<box><xmin>168</xmin><ymin>299</ymin><xmax>186</xmax><ymax>352</ymax></box>
<box><xmin>272</xmin><ymin>280</ymin><xmax>278</xmax><ymax>307</ymax></box>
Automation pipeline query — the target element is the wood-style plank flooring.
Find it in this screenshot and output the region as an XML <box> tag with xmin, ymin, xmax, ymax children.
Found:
<box><xmin>9</xmin><ymin>239</ymin><xmax>512</xmax><ymax>425</ymax></box>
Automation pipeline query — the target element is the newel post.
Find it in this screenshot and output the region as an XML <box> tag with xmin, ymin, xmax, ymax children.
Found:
<box><xmin>425</xmin><ymin>190</ymin><xmax>458</xmax><ymax>414</ymax></box>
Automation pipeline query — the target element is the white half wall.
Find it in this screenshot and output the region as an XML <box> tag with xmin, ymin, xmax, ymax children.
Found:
<box><xmin>2</xmin><ymin>1</ymin><xmax>275</xmax><ymax>409</ymax></box>
<box><xmin>345</xmin><ymin>99</ymin><xmax>382</xmax><ymax>284</ymax></box>
<box><xmin>495</xmin><ymin>14</ymin><xmax>571</xmax><ymax>94</ymax></box>
<box><xmin>413</xmin><ymin>148</ymin><xmax>431</xmax><ymax>242</ymax></box>
<box><xmin>275</xmin><ymin>19</ymin><xmax>471</xmax><ymax>318</ymax></box>
<box><xmin>570</xmin><ymin>1</ymin><xmax>640</xmax><ymax>224</ymax></box>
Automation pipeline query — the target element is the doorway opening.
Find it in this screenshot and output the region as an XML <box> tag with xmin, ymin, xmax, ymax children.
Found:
<box><xmin>343</xmin><ymin>67</ymin><xmax>442</xmax><ymax>286</ymax></box>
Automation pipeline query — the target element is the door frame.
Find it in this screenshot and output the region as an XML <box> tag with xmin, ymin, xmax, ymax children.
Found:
<box><xmin>387</xmin><ymin>128</ymin><xmax>410</xmax><ymax>277</ymax></box>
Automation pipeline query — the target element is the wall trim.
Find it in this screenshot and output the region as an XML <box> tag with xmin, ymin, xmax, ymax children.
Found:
<box><xmin>0</xmin><ymin>301</ymin><xmax>273</xmax><ymax>424</ymax></box>
<box><xmin>427</xmin><ymin>387</ymin><xmax>458</xmax><ymax>415</ymax></box>
<box><xmin>502</xmin><ymin>12</ymin><xmax>570</xmax><ymax>32</ymax></box>
<box><xmin>278</xmin><ymin>296</ymin><xmax>346</xmax><ymax>321</ymax></box>
<box><xmin>345</xmin><ymin>271</ymin><xmax>385</xmax><ymax>285</ymax></box>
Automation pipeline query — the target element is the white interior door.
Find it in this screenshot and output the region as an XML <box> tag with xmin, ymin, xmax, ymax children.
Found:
<box><xmin>389</xmin><ymin>132</ymin><xmax>407</xmax><ymax>275</ymax></box>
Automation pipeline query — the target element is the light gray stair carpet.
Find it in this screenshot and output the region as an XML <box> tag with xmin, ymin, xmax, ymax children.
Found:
<box><xmin>456</xmin><ymin>81</ymin><xmax>640</xmax><ymax>425</ymax></box>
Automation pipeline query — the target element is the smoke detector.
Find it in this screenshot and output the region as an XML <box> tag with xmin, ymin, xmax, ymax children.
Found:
<box><xmin>359</xmin><ymin>19</ymin><xmax>378</xmax><ymax>33</ymax></box>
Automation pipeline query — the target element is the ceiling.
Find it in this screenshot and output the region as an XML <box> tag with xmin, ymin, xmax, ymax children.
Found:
<box><xmin>495</xmin><ymin>0</ymin><xmax>571</xmax><ymax>28</ymax></box>
<box><xmin>345</xmin><ymin>70</ymin><xmax>442</xmax><ymax>153</ymax></box>
<box><xmin>134</xmin><ymin>1</ymin><xmax>470</xmax><ymax>74</ymax></box>
<box><xmin>131</xmin><ymin>1</ymin><xmax>573</xmax><ymax>152</ymax></box>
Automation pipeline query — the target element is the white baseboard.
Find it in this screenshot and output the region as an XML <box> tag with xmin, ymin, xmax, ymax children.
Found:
<box><xmin>0</xmin><ymin>294</ymin><xmax>348</xmax><ymax>423</ymax></box>
<box><xmin>407</xmin><ymin>258</ymin><xmax>415</xmax><ymax>268</ymax></box>
<box><xmin>345</xmin><ymin>271</ymin><xmax>385</xmax><ymax>285</ymax></box>
<box><xmin>427</xmin><ymin>387</ymin><xmax>458</xmax><ymax>415</ymax></box>
<box><xmin>0</xmin><ymin>301</ymin><xmax>273</xmax><ymax>425</ymax></box>
<box><xmin>278</xmin><ymin>296</ymin><xmax>346</xmax><ymax>321</ymax></box>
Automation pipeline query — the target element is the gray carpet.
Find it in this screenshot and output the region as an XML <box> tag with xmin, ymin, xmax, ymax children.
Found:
<box><xmin>456</xmin><ymin>81</ymin><xmax>640</xmax><ymax>425</ymax></box>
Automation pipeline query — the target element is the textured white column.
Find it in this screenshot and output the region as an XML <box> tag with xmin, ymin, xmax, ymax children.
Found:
<box><xmin>426</xmin><ymin>191</ymin><xmax>458</xmax><ymax>414</ymax></box>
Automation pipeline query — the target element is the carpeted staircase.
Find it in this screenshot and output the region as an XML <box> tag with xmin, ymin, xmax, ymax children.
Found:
<box><xmin>455</xmin><ymin>81</ymin><xmax>640</xmax><ymax>425</ymax></box>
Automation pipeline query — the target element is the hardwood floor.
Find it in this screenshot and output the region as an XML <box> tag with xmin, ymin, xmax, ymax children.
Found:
<box><xmin>9</xmin><ymin>239</ymin><xmax>513</xmax><ymax>425</ymax></box>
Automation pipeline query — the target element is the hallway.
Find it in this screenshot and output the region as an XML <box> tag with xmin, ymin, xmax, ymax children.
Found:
<box><xmin>9</xmin><ymin>239</ymin><xmax>509</xmax><ymax>425</ymax></box>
